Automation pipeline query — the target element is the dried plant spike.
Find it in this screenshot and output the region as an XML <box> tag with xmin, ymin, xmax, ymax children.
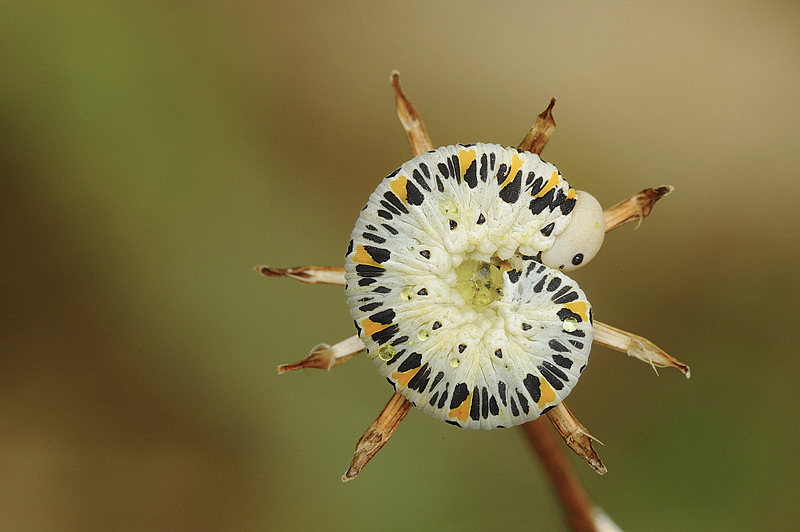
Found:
<box><xmin>546</xmin><ymin>402</ymin><xmax>607</xmax><ymax>475</ymax></box>
<box><xmin>256</xmin><ymin>265</ymin><xmax>346</xmax><ymax>285</ymax></box>
<box><xmin>342</xmin><ymin>392</ymin><xmax>412</xmax><ymax>482</ymax></box>
<box><xmin>603</xmin><ymin>186</ymin><xmax>673</xmax><ymax>233</ymax></box>
<box><xmin>517</xmin><ymin>98</ymin><xmax>557</xmax><ymax>155</ymax></box>
<box><xmin>391</xmin><ymin>70</ymin><xmax>433</xmax><ymax>155</ymax></box>
<box><xmin>522</xmin><ymin>417</ymin><xmax>602</xmax><ymax>532</ymax></box>
<box><xmin>277</xmin><ymin>334</ymin><xmax>365</xmax><ymax>374</ymax></box>
<box><xmin>593</xmin><ymin>321</ymin><xmax>690</xmax><ymax>378</ymax></box>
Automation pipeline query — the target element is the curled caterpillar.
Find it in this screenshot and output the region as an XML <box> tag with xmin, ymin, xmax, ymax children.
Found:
<box><xmin>344</xmin><ymin>143</ymin><xmax>605</xmax><ymax>429</ymax></box>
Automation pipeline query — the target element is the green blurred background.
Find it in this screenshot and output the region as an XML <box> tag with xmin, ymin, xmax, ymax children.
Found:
<box><xmin>2</xmin><ymin>1</ymin><xmax>798</xmax><ymax>530</ymax></box>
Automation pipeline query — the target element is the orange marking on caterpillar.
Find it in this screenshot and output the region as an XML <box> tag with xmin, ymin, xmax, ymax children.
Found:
<box><xmin>564</xmin><ymin>301</ymin><xmax>590</xmax><ymax>322</ymax></box>
<box><xmin>535</xmin><ymin>171</ymin><xmax>560</xmax><ymax>198</ymax></box>
<box><xmin>390</xmin><ymin>175</ymin><xmax>409</xmax><ymax>204</ymax></box>
<box><xmin>392</xmin><ymin>366</ymin><xmax>422</xmax><ymax>388</ymax></box>
<box><xmin>500</xmin><ymin>152</ymin><xmax>523</xmax><ymax>189</ymax></box>
<box><xmin>458</xmin><ymin>148</ymin><xmax>477</xmax><ymax>179</ymax></box>
<box><xmin>448</xmin><ymin>391</ymin><xmax>472</xmax><ymax>423</ymax></box>
<box><xmin>536</xmin><ymin>379</ymin><xmax>557</xmax><ymax>409</ymax></box>
<box><xmin>361</xmin><ymin>317</ymin><xmax>392</xmax><ymax>337</ymax></box>
<box><xmin>353</xmin><ymin>244</ymin><xmax>384</xmax><ymax>269</ymax></box>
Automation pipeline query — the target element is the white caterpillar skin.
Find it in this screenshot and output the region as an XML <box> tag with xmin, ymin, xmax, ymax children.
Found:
<box><xmin>345</xmin><ymin>144</ymin><xmax>596</xmax><ymax>429</ymax></box>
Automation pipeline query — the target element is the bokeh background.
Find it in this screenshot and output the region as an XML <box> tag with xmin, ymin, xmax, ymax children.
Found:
<box><xmin>2</xmin><ymin>1</ymin><xmax>799</xmax><ymax>530</ymax></box>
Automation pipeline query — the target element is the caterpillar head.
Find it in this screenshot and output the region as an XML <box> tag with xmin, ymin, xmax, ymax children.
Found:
<box><xmin>541</xmin><ymin>190</ymin><xmax>605</xmax><ymax>271</ymax></box>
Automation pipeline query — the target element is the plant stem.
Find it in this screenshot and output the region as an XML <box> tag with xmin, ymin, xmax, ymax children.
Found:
<box><xmin>522</xmin><ymin>418</ymin><xmax>600</xmax><ymax>532</ymax></box>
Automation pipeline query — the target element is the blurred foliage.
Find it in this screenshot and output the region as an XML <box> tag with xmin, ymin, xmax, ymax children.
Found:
<box><xmin>1</xmin><ymin>1</ymin><xmax>799</xmax><ymax>530</ymax></box>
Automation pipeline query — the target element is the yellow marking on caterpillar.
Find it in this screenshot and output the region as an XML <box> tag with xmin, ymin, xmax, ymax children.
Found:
<box><xmin>458</xmin><ymin>148</ymin><xmax>477</xmax><ymax>179</ymax></box>
<box><xmin>390</xmin><ymin>175</ymin><xmax>409</xmax><ymax>204</ymax></box>
<box><xmin>448</xmin><ymin>391</ymin><xmax>473</xmax><ymax>423</ymax></box>
<box><xmin>536</xmin><ymin>378</ymin><xmax>557</xmax><ymax>409</ymax></box>
<box><xmin>361</xmin><ymin>317</ymin><xmax>392</xmax><ymax>337</ymax></box>
<box><xmin>566</xmin><ymin>187</ymin><xmax>576</xmax><ymax>200</ymax></box>
<box><xmin>392</xmin><ymin>366</ymin><xmax>422</xmax><ymax>388</ymax></box>
<box><xmin>564</xmin><ymin>301</ymin><xmax>590</xmax><ymax>322</ymax></box>
<box><xmin>353</xmin><ymin>244</ymin><xmax>383</xmax><ymax>269</ymax></box>
<box><xmin>499</xmin><ymin>152</ymin><xmax>523</xmax><ymax>189</ymax></box>
<box><xmin>535</xmin><ymin>171</ymin><xmax>560</xmax><ymax>198</ymax></box>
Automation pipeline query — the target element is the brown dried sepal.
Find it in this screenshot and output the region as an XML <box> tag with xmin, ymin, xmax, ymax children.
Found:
<box><xmin>277</xmin><ymin>335</ymin><xmax>365</xmax><ymax>374</ymax></box>
<box><xmin>342</xmin><ymin>392</ymin><xmax>412</xmax><ymax>482</ymax></box>
<box><xmin>391</xmin><ymin>70</ymin><xmax>433</xmax><ymax>156</ymax></box>
<box><xmin>593</xmin><ymin>321</ymin><xmax>691</xmax><ymax>377</ymax></box>
<box><xmin>546</xmin><ymin>402</ymin><xmax>607</xmax><ymax>475</ymax></box>
<box><xmin>604</xmin><ymin>186</ymin><xmax>674</xmax><ymax>233</ymax></box>
<box><xmin>518</xmin><ymin>98</ymin><xmax>557</xmax><ymax>156</ymax></box>
<box><xmin>256</xmin><ymin>265</ymin><xmax>346</xmax><ymax>285</ymax></box>
<box><xmin>276</xmin><ymin>346</ymin><xmax>353</xmax><ymax>374</ymax></box>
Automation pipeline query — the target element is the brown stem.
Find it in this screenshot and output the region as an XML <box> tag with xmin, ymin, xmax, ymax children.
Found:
<box><xmin>522</xmin><ymin>418</ymin><xmax>600</xmax><ymax>532</ymax></box>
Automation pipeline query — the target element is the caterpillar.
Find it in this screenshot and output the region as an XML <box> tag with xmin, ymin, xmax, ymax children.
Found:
<box><xmin>344</xmin><ymin>143</ymin><xmax>605</xmax><ymax>429</ymax></box>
